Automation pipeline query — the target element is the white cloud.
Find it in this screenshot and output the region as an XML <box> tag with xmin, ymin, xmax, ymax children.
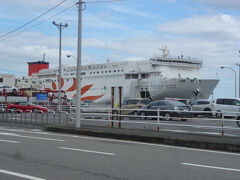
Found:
<box><xmin>82</xmin><ymin>14</ymin><xmax>240</xmax><ymax>72</ymax></box>
<box><xmin>0</xmin><ymin>32</ymin><xmax>77</xmax><ymax>75</ymax></box>
<box><xmin>157</xmin><ymin>14</ymin><xmax>240</xmax><ymax>40</ymax></box>
<box><xmin>191</xmin><ymin>0</ymin><xmax>240</xmax><ymax>10</ymax></box>
<box><xmin>109</xmin><ymin>5</ymin><xmax>155</xmax><ymax>18</ymax></box>
<box><xmin>83</xmin><ymin>13</ymin><xmax>129</xmax><ymax>31</ymax></box>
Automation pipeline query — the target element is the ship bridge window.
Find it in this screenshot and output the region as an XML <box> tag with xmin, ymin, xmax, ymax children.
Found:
<box><xmin>0</xmin><ymin>78</ymin><xmax>2</xmax><ymax>83</ymax></box>
<box><xmin>125</xmin><ymin>74</ymin><xmax>138</xmax><ymax>79</ymax></box>
<box><xmin>81</xmin><ymin>72</ymin><xmax>86</xmax><ymax>75</ymax></box>
<box><xmin>141</xmin><ymin>74</ymin><xmax>147</xmax><ymax>79</ymax></box>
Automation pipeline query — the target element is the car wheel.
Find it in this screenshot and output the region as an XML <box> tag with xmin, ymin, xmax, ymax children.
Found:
<box><xmin>12</xmin><ymin>89</ymin><xmax>17</xmax><ymax>94</ymax></box>
<box><xmin>132</xmin><ymin>111</ymin><xmax>139</xmax><ymax>119</ymax></box>
<box><xmin>139</xmin><ymin>111</ymin><xmax>146</xmax><ymax>120</ymax></box>
<box><xmin>11</xmin><ymin>107</ymin><xmax>16</xmax><ymax>112</ymax></box>
<box><xmin>33</xmin><ymin>108</ymin><xmax>38</xmax><ymax>113</ymax></box>
<box><xmin>237</xmin><ymin>116</ymin><xmax>240</xmax><ymax>127</ymax></box>
<box><xmin>215</xmin><ymin>111</ymin><xmax>222</xmax><ymax>119</ymax></box>
<box><xmin>164</xmin><ymin>112</ymin><xmax>171</xmax><ymax>121</ymax></box>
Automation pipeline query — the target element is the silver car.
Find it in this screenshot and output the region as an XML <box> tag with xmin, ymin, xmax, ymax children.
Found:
<box><xmin>191</xmin><ymin>99</ymin><xmax>213</xmax><ymax>117</ymax></box>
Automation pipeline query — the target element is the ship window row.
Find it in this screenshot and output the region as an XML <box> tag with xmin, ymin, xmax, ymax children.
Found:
<box><xmin>89</xmin><ymin>69</ymin><xmax>124</xmax><ymax>75</ymax></box>
<box><xmin>156</xmin><ymin>59</ymin><xmax>201</xmax><ymax>66</ymax></box>
<box><xmin>85</xmin><ymin>63</ymin><xmax>127</xmax><ymax>70</ymax></box>
<box><xmin>16</xmin><ymin>80</ymin><xmax>36</xmax><ymax>84</ymax></box>
<box><xmin>86</xmin><ymin>75</ymin><xmax>124</xmax><ymax>79</ymax></box>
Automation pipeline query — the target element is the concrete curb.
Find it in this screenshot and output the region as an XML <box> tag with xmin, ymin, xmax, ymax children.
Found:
<box><xmin>45</xmin><ymin>125</ymin><xmax>240</xmax><ymax>153</ymax></box>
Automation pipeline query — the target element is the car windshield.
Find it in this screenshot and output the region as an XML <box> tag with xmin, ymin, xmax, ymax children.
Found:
<box><xmin>167</xmin><ymin>100</ymin><xmax>187</xmax><ymax>106</ymax></box>
<box><xmin>27</xmin><ymin>102</ymin><xmax>35</xmax><ymax>106</ymax></box>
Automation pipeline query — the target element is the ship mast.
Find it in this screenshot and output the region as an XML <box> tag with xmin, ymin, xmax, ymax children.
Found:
<box><xmin>159</xmin><ymin>45</ymin><xmax>170</xmax><ymax>58</ymax></box>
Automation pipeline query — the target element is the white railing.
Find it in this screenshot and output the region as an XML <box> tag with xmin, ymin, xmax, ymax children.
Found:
<box><xmin>0</xmin><ymin>107</ymin><xmax>239</xmax><ymax>137</ymax></box>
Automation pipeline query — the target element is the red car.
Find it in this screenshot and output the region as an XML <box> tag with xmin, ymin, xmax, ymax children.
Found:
<box><xmin>6</xmin><ymin>102</ymin><xmax>48</xmax><ymax>113</ymax></box>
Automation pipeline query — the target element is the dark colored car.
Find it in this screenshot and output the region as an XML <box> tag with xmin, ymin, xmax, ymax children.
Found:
<box><xmin>6</xmin><ymin>102</ymin><xmax>48</xmax><ymax>113</ymax></box>
<box><xmin>138</xmin><ymin>100</ymin><xmax>192</xmax><ymax>121</ymax></box>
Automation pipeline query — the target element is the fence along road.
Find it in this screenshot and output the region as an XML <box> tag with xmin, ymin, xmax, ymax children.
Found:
<box><xmin>0</xmin><ymin>106</ymin><xmax>240</xmax><ymax>138</ymax></box>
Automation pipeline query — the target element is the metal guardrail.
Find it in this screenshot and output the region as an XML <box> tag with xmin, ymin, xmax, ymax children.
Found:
<box><xmin>0</xmin><ymin>107</ymin><xmax>239</xmax><ymax>137</ymax></box>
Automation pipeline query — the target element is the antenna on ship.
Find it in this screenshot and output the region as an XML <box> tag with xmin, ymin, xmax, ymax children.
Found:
<box><xmin>159</xmin><ymin>45</ymin><xmax>170</xmax><ymax>58</ymax></box>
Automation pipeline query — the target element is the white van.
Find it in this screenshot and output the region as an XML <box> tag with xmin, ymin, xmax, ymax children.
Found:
<box><xmin>213</xmin><ymin>98</ymin><xmax>240</xmax><ymax>118</ymax></box>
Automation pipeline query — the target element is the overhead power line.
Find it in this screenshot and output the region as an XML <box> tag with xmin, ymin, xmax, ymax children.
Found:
<box><xmin>0</xmin><ymin>0</ymin><xmax>67</xmax><ymax>40</ymax></box>
<box><xmin>84</xmin><ymin>0</ymin><xmax>125</xmax><ymax>3</ymax></box>
<box><xmin>0</xmin><ymin>4</ymin><xmax>75</xmax><ymax>42</ymax></box>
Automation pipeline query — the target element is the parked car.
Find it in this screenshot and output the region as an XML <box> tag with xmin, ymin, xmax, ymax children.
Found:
<box><xmin>113</xmin><ymin>98</ymin><xmax>151</xmax><ymax>118</ymax></box>
<box><xmin>0</xmin><ymin>85</ymin><xmax>18</xmax><ymax>94</ymax></box>
<box><xmin>213</xmin><ymin>98</ymin><xmax>240</xmax><ymax>118</ymax></box>
<box><xmin>6</xmin><ymin>102</ymin><xmax>48</xmax><ymax>113</ymax></box>
<box><xmin>137</xmin><ymin>100</ymin><xmax>192</xmax><ymax>121</ymax></box>
<box><xmin>191</xmin><ymin>99</ymin><xmax>214</xmax><ymax>117</ymax></box>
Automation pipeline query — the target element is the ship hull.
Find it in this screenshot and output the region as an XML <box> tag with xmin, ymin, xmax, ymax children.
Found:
<box><xmin>149</xmin><ymin>78</ymin><xmax>219</xmax><ymax>102</ymax></box>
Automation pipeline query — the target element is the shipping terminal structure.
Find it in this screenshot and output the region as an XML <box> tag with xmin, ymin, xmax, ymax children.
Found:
<box><xmin>24</xmin><ymin>52</ymin><xmax>219</xmax><ymax>103</ymax></box>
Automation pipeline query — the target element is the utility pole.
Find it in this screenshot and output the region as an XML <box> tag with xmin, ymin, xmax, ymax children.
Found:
<box><xmin>52</xmin><ymin>21</ymin><xmax>68</xmax><ymax>112</ymax></box>
<box><xmin>76</xmin><ymin>0</ymin><xmax>83</xmax><ymax>128</ymax></box>
<box><xmin>236</xmin><ymin>62</ymin><xmax>240</xmax><ymax>98</ymax></box>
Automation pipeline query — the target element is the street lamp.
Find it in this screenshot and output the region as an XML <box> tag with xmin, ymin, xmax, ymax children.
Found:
<box><xmin>236</xmin><ymin>63</ymin><xmax>240</xmax><ymax>98</ymax></box>
<box><xmin>220</xmin><ymin>66</ymin><xmax>237</xmax><ymax>98</ymax></box>
<box><xmin>52</xmin><ymin>21</ymin><xmax>68</xmax><ymax>112</ymax></box>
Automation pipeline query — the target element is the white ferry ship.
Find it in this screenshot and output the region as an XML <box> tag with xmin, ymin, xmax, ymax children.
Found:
<box><xmin>31</xmin><ymin>51</ymin><xmax>219</xmax><ymax>103</ymax></box>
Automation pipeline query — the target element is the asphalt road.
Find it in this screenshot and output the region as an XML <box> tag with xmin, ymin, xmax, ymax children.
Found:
<box><xmin>0</xmin><ymin>124</ymin><xmax>239</xmax><ymax>180</ymax></box>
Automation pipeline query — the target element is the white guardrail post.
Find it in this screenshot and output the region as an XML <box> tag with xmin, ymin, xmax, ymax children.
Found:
<box><xmin>108</xmin><ymin>108</ymin><xmax>111</xmax><ymax>128</ymax></box>
<box><xmin>26</xmin><ymin>110</ymin><xmax>32</xmax><ymax>124</ymax></box>
<box><xmin>221</xmin><ymin>113</ymin><xmax>224</xmax><ymax>137</ymax></box>
<box><xmin>157</xmin><ymin>109</ymin><xmax>160</xmax><ymax>131</ymax></box>
<box><xmin>37</xmin><ymin>110</ymin><xmax>44</xmax><ymax>124</ymax></box>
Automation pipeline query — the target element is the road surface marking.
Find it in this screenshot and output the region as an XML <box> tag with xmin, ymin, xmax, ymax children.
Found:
<box><xmin>59</xmin><ymin>147</ymin><xmax>115</xmax><ymax>156</ymax></box>
<box><xmin>0</xmin><ymin>127</ymin><xmax>240</xmax><ymax>156</ymax></box>
<box><xmin>182</xmin><ymin>163</ymin><xmax>240</xmax><ymax>172</ymax></box>
<box><xmin>3</xmin><ymin>128</ymin><xmax>50</xmax><ymax>135</ymax></box>
<box><xmin>61</xmin><ymin>136</ymin><xmax>240</xmax><ymax>156</ymax></box>
<box><xmin>0</xmin><ymin>139</ymin><xmax>20</xmax><ymax>143</ymax></box>
<box><xmin>0</xmin><ymin>132</ymin><xmax>64</xmax><ymax>142</ymax></box>
<box><xmin>0</xmin><ymin>169</ymin><xmax>46</xmax><ymax>180</ymax></box>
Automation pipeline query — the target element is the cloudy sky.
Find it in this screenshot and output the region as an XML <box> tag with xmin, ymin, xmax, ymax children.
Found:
<box><xmin>0</xmin><ymin>0</ymin><xmax>240</xmax><ymax>98</ymax></box>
